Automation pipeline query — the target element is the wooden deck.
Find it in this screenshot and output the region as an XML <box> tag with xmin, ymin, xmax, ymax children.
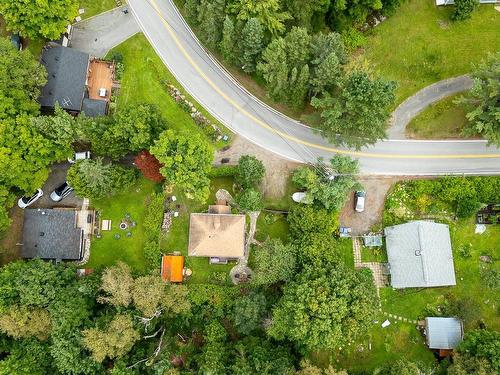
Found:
<box><xmin>87</xmin><ymin>59</ymin><xmax>114</xmax><ymax>101</ymax></box>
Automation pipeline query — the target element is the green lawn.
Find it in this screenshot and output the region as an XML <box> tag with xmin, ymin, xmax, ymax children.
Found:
<box><xmin>255</xmin><ymin>212</ymin><xmax>289</xmax><ymax>243</ymax></box>
<box><xmin>86</xmin><ymin>178</ymin><xmax>159</xmax><ymax>272</ymax></box>
<box><xmin>361</xmin><ymin>245</ymin><xmax>388</xmax><ymax>263</ymax></box>
<box><xmin>406</xmin><ymin>94</ymin><xmax>470</xmax><ymax>139</ymax></box>
<box><xmin>360</xmin><ymin>1</ymin><xmax>500</xmax><ymax>105</ymax></box>
<box><xmin>107</xmin><ymin>33</ymin><xmax>231</xmax><ymax>145</ymax></box>
<box><xmin>79</xmin><ymin>0</ymin><xmax>117</xmax><ymax>19</ymax></box>
<box><xmin>160</xmin><ymin>177</ymin><xmax>237</xmax><ymax>284</ymax></box>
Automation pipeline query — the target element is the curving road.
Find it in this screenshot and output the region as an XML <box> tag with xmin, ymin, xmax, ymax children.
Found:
<box><xmin>128</xmin><ymin>0</ymin><xmax>500</xmax><ymax>175</ymax></box>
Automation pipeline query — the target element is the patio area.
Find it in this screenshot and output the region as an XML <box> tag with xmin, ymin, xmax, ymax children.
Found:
<box><xmin>87</xmin><ymin>58</ymin><xmax>115</xmax><ymax>101</ymax></box>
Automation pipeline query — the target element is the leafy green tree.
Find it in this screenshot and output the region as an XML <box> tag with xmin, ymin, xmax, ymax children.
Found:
<box><xmin>98</xmin><ymin>261</ymin><xmax>134</xmax><ymax>308</ymax></box>
<box><xmin>448</xmin><ymin>354</ymin><xmax>496</xmax><ymax>375</ymax></box>
<box><xmin>459</xmin><ymin>53</ymin><xmax>500</xmax><ymax>145</ymax></box>
<box><xmin>310</xmin><ymin>52</ymin><xmax>341</xmax><ymax>95</ymax></box>
<box><xmin>456</xmin><ymin>330</ymin><xmax>500</xmax><ymax>372</ymax></box>
<box><xmin>229</xmin><ymin>0</ymin><xmax>292</xmax><ymax>36</ymax></box>
<box><xmin>82</xmin><ymin>314</ymin><xmax>140</xmax><ymax>363</ymax></box>
<box><xmin>240</xmin><ymin>18</ymin><xmax>265</xmax><ymax>73</ymax></box>
<box><xmin>288</xmin><ymin>64</ymin><xmax>311</xmax><ymax>108</ymax></box>
<box><xmin>0</xmin><ymin>338</ymin><xmax>56</xmax><ymax>375</ymax></box>
<box><xmin>0</xmin><ymin>0</ymin><xmax>78</xmax><ymax>39</ymax></box>
<box><xmin>0</xmin><ymin>115</ymin><xmax>68</xmax><ymax>193</ymax></box>
<box><xmin>312</xmin><ymin>71</ymin><xmax>396</xmax><ymax>149</ymax></box>
<box><xmin>268</xmin><ymin>260</ymin><xmax>377</xmax><ymax>352</ymax></box>
<box><xmin>131</xmin><ymin>275</ymin><xmax>166</xmax><ymax>317</ymax></box>
<box><xmin>87</xmin><ymin>104</ymin><xmax>166</xmax><ymax>158</ymax></box>
<box><xmin>296</xmin><ymin>359</ymin><xmax>348</xmax><ymax>375</ymax></box>
<box><xmin>287</xmin><ymin>205</ymin><xmax>338</xmax><ymax>239</ymax></box>
<box><xmin>292</xmin><ymin>156</ymin><xmax>360</xmax><ymax>211</ymax></box>
<box><xmin>329</xmin><ymin>0</ymin><xmax>382</xmax><ymax>25</ymax></box>
<box><xmin>0</xmin><ymin>38</ymin><xmax>47</xmax><ymax>120</ymax></box>
<box><xmin>220</xmin><ymin>16</ymin><xmax>237</xmax><ymax>63</ymax></box>
<box><xmin>0</xmin><ymin>305</ymin><xmax>51</xmax><ymax>340</ymax></box>
<box><xmin>284</xmin><ymin>0</ymin><xmax>330</xmax><ymax>30</ymax></box>
<box><xmin>30</xmin><ymin>105</ymin><xmax>80</xmax><ymax>153</ymax></box>
<box><xmin>451</xmin><ymin>0</ymin><xmax>478</xmax><ymax>21</ymax></box>
<box><xmin>252</xmin><ymin>238</ymin><xmax>297</xmax><ymax>285</ymax></box>
<box><xmin>236</xmin><ymin>188</ymin><xmax>264</xmax><ymax>211</ymax></box>
<box><xmin>236</xmin><ymin>155</ymin><xmax>266</xmax><ymax>188</ymax></box>
<box><xmin>0</xmin><ymin>187</ymin><xmax>14</xmax><ymax>233</ymax></box>
<box><xmin>184</xmin><ymin>0</ymin><xmax>200</xmax><ymax>23</ymax></box>
<box><xmin>67</xmin><ymin>158</ymin><xmax>137</xmax><ymax>200</ymax></box>
<box><xmin>373</xmin><ymin>359</ymin><xmax>433</xmax><ymax>375</ymax></box>
<box><xmin>233</xmin><ymin>292</ymin><xmax>267</xmax><ymax>334</ymax></box>
<box><xmin>151</xmin><ymin>129</ymin><xmax>214</xmax><ymax>202</ymax></box>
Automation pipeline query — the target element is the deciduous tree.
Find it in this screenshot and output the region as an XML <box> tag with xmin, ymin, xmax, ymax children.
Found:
<box><xmin>229</xmin><ymin>0</ymin><xmax>292</xmax><ymax>36</ymax></box>
<box><xmin>150</xmin><ymin>129</ymin><xmax>214</xmax><ymax>202</ymax></box>
<box><xmin>0</xmin><ymin>305</ymin><xmax>51</xmax><ymax>340</ymax></box>
<box><xmin>82</xmin><ymin>314</ymin><xmax>140</xmax><ymax>363</ymax></box>
<box><xmin>134</xmin><ymin>150</ymin><xmax>164</xmax><ymax>183</ymax></box>
<box><xmin>220</xmin><ymin>16</ymin><xmax>237</xmax><ymax>63</ymax></box>
<box><xmin>236</xmin><ymin>155</ymin><xmax>266</xmax><ymax>188</ymax></box>
<box><xmin>236</xmin><ymin>188</ymin><xmax>264</xmax><ymax>211</ymax></box>
<box><xmin>0</xmin><ymin>0</ymin><xmax>79</xmax><ymax>39</ymax></box>
<box><xmin>233</xmin><ymin>291</ymin><xmax>267</xmax><ymax>334</ymax></box>
<box><xmin>312</xmin><ymin>71</ymin><xmax>396</xmax><ymax>149</ymax></box>
<box><xmin>252</xmin><ymin>238</ymin><xmax>297</xmax><ymax>285</ymax></box>
<box><xmin>0</xmin><ymin>38</ymin><xmax>47</xmax><ymax>120</ymax></box>
<box><xmin>269</xmin><ymin>261</ymin><xmax>377</xmax><ymax>352</ymax></box>
<box><xmin>98</xmin><ymin>262</ymin><xmax>134</xmax><ymax>308</ymax></box>
<box><xmin>132</xmin><ymin>275</ymin><xmax>165</xmax><ymax>317</ymax></box>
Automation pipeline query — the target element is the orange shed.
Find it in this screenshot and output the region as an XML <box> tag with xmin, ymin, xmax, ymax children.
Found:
<box><xmin>161</xmin><ymin>255</ymin><xmax>184</xmax><ymax>283</ymax></box>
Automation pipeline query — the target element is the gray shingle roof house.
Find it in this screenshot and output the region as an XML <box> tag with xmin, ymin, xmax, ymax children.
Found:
<box><xmin>21</xmin><ymin>209</ymin><xmax>84</xmax><ymax>261</ymax></box>
<box><xmin>39</xmin><ymin>45</ymin><xmax>90</xmax><ymax>113</ymax></box>
<box><xmin>384</xmin><ymin>221</ymin><xmax>456</xmax><ymax>288</ymax></box>
<box><xmin>425</xmin><ymin>317</ymin><xmax>463</xmax><ymax>350</ymax></box>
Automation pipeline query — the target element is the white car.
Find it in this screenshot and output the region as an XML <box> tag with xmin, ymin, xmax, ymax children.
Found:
<box><xmin>355</xmin><ymin>191</ymin><xmax>366</xmax><ymax>213</ymax></box>
<box><xmin>18</xmin><ymin>189</ymin><xmax>43</xmax><ymax>209</ymax></box>
<box><xmin>50</xmin><ymin>182</ymin><xmax>73</xmax><ymax>202</ymax></box>
<box><xmin>68</xmin><ymin>151</ymin><xmax>91</xmax><ymax>164</ymax></box>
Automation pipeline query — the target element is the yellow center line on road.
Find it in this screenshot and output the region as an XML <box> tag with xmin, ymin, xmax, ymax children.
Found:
<box><xmin>147</xmin><ymin>0</ymin><xmax>500</xmax><ymax>160</ymax></box>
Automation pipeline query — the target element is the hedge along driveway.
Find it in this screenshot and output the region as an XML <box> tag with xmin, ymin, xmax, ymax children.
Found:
<box><xmin>360</xmin><ymin>0</ymin><xmax>500</xmax><ymax>105</ymax></box>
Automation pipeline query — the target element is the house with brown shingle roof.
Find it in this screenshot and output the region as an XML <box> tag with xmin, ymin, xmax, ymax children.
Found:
<box><xmin>188</xmin><ymin>213</ymin><xmax>245</xmax><ymax>261</ymax></box>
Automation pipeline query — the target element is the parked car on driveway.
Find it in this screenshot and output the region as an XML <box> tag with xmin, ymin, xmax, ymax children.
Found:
<box><xmin>50</xmin><ymin>182</ymin><xmax>73</xmax><ymax>202</ymax></box>
<box><xmin>18</xmin><ymin>189</ymin><xmax>43</xmax><ymax>209</ymax></box>
<box><xmin>355</xmin><ymin>191</ymin><xmax>366</xmax><ymax>213</ymax></box>
<box><xmin>68</xmin><ymin>151</ymin><xmax>90</xmax><ymax>164</ymax></box>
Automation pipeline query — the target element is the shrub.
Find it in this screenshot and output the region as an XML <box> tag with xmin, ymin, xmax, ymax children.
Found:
<box><xmin>207</xmin><ymin>165</ymin><xmax>238</xmax><ymax>178</ymax></box>
<box><xmin>144</xmin><ymin>240</ymin><xmax>162</xmax><ymax>270</ymax></box>
<box><xmin>480</xmin><ymin>267</ymin><xmax>500</xmax><ymax>291</ymax></box>
<box><xmin>236</xmin><ymin>188</ymin><xmax>263</xmax><ymax>212</ymax></box>
<box><xmin>458</xmin><ymin>243</ymin><xmax>472</xmax><ymax>259</ymax></box>
<box><xmin>143</xmin><ymin>192</ymin><xmax>165</xmax><ymax>241</ymax></box>
<box><xmin>236</xmin><ymin>155</ymin><xmax>265</xmax><ymax>189</ymax></box>
<box><xmin>452</xmin><ymin>0</ymin><xmax>478</xmax><ymax>21</ymax></box>
<box><xmin>108</xmin><ymin>51</ymin><xmax>123</xmax><ymax>64</ymax></box>
<box><xmin>341</xmin><ymin>27</ymin><xmax>366</xmax><ymax>51</ymax></box>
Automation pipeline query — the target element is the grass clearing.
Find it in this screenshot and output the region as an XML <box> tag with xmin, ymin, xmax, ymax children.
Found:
<box><xmin>361</xmin><ymin>245</ymin><xmax>388</xmax><ymax>263</ymax></box>
<box><xmin>406</xmin><ymin>94</ymin><xmax>470</xmax><ymax>139</ymax></box>
<box><xmin>87</xmin><ymin>178</ymin><xmax>158</xmax><ymax>272</ymax></box>
<box><xmin>255</xmin><ymin>212</ymin><xmax>289</xmax><ymax>243</ymax></box>
<box><xmin>360</xmin><ymin>1</ymin><xmax>500</xmax><ymax>105</ymax></box>
<box><xmin>107</xmin><ymin>33</ymin><xmax>231</xmax><ymax>146</ymax></box>
<box><xmin>79</xmin><ymin>0</ymin><xmax>117</xmax><ymax>19</ymax></box>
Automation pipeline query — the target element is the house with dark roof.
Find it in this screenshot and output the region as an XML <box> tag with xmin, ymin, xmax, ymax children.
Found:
<box><xmin>425</xmin><ymin>317</ymin><xmax>463</xmax><ymax>354</ymax></box>
<box><xmin>39</xmin><ymin>44</ymin><xmax>109</xmax><ymax>117</ymax></box>
<box><xmin>384</xmin><ymin>221</ymin><xmax>456</xmax><ymax>288</ymax></box>
<box><xmin>21</xmin><ymin>208</ymin><xmax>91</xmax><ymax>261</ymax></box>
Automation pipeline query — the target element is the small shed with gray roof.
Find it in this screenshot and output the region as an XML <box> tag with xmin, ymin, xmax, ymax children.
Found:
<box><xmin>21</xmin><ymin>208</ymin><xmax>84</xmax><ymax>261</ymax></box>
<box><xmin>425</xmin><ymin>317</ymin><xmax>463</xmax><ymax>350</ymax></box>
<box><xmin>384</xmin><ymin>221</ymin><xmax>456</xmax><ymax>288</ymax></box>
<box><xmin>39</xmin><ymin>45</ymin><xmax>89</xmax><ymax>113</ymax></box>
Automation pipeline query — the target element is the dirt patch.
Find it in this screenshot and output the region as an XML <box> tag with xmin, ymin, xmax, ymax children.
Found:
<box><xmin>215</xmin><ymin>135</ymin><xmax>300</xmax><ymax>200</ymax></box>
<box><xmin>339</xmin><ymin>177</ymin><xmax>402</xmax><ymax>235</ymax></box>
<box><xmin>0</xmin><ymin>206</ymin><xmax>24</xmax><ymax>264</ymax></box>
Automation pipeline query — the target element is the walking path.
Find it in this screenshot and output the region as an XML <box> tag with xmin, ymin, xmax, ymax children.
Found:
<box><xmin>70</xmin><ymin>5</ymin><xmax>140</xmax><ymax>57</ymax></box>
<box><xmin>388</xmin><ymin>75</ymin><xmax>474</xmax><ymax>139</ymax></box>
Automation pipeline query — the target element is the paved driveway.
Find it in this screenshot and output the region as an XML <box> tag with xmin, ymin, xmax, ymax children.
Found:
<box><xmin>30</xmin><ymin>163</ymin><xmax>83</xmax><ymax>209</ymax></box>
<box><xmin>70</xmin><ymin>5</ymin><xmax>140</xmax><ymax>57</ymax></box>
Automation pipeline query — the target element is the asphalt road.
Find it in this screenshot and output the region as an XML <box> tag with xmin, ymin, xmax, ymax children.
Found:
<box><xmin>128</xmin><ymin>0</ymin><xmax>500</xmax><ymax>175</ymax></box>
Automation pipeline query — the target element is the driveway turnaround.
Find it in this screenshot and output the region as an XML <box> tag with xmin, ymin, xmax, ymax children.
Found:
<box><xmin>70</xmin><ymin>5</ymin><xmax>140</xmax><ymax>57</ymax></box>
<box><xmin>128</xmin><ymin>0</ymin><xmax>500</xmax><ymax>175</ymax></box>
<box><xmin>388</xmin><ymin>75</ymin><xmax>474</xmax><ymax>139</ymax></box>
